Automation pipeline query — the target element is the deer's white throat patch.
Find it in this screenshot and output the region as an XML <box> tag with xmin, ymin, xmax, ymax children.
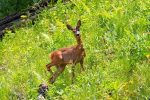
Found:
<box><xmin>76</xmin><ymin>31</ymin><xmax>80</xmax><ymax>35</ymax></box>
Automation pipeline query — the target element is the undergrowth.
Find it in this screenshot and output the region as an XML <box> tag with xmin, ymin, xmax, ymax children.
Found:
<box><xmin>0</xmin><ymin>0</ymin><xmax>150</xmax><ymax>99</ymax></box>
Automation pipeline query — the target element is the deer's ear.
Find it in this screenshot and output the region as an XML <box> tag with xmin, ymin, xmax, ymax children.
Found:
<box><xmin>66</xmin><ymin>24</ymin><xmax>73</xmax><ymax>30</ymax></box>
<box><xmin>76</xmin><ymin>20</ymin><xmax>81</xmax><ymax>29</ymax></box>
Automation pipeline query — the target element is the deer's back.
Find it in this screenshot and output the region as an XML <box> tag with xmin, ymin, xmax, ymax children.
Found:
<box><xmin>50</xmin><ymin>45</ymin><xmax>85</xmax><ymax>64</ymax></box>
<box><xmin>61</xmin><ymin>45</ymin><xmax>85</xmax><ymax>64</ymax></box>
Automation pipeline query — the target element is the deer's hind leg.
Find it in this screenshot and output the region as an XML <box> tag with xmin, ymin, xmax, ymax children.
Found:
<box><xmin>46</xmin><ymin>62</ymin><xmax>54</xmax><ymax>74</ymax></box>
<box><xmin>47</xmin><ymin>51</ymin><xmax>63</xmax><ymax>75</ymax></box>
<box><xmin>71</xmin><ymin>64</ymin><xmax>76</xmax><ymax>84</ymax></box>
<box><xmin>50</xmin><ymin>64</ymin><xmax>66</xmax><ymax>84</ymax></box>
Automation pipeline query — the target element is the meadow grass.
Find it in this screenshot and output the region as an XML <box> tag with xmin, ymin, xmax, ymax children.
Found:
<box><xmin>0</xmin><ymin>0</ymin><xmax>150</xmax><ymax>99</ymax></box>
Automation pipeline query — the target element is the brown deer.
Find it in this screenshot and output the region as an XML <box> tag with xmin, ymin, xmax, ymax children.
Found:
<box><xmin>46</xmin><ymin>20</ymin><xmax>86</xmax><ymax>84</ymax></box>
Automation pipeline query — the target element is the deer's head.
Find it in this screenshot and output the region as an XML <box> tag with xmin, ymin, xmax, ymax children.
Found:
<box><xmin>66</xmin><ymin>20</ymin><xmax>81</xmax><ymax>37</ymax></box>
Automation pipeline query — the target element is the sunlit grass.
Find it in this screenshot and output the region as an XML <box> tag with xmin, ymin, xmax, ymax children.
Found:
<box><xmin>0</xmin><ymin>0</ymin><xmax>149</xmax><ymax>99</ymax></box>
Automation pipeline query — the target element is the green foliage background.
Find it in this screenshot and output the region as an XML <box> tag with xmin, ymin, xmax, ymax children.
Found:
<box><xmin>0</xmin><ymin>0</ymin><xmax>150</xmax><ymax>99</ymax></box>
<box><xmin>0</xmin><ymin>0</ymin><xmax>40</xmax><ymax>18</ymax></box>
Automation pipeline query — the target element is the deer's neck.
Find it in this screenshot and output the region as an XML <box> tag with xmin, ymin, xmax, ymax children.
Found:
<box><xmin>76</xmin><ymin>36</ymin><xmax>83</xmax><ymax>46</ymax></box>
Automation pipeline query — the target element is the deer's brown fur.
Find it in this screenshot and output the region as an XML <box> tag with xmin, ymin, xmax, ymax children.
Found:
<box><xmin>46</xmin><ymin>20</ymin><xmax>86</xmax><ymax>84</ymax></box>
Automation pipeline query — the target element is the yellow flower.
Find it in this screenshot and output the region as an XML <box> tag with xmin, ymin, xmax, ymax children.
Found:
<box><xmin>20</xmin><ymin>15</ymin><xmax>28</xmax><ymax>19</ymax></box>
<box><xmin>146</xmin><ymin>55</ymin><xmax>150</xmax><ymax>59</ymax></box>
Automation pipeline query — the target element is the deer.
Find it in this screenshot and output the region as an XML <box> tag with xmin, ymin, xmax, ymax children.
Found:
<box><xmin>46</xmin><ymin>20</ymin><xmax>86</xmax><ymax>84</ymax></box>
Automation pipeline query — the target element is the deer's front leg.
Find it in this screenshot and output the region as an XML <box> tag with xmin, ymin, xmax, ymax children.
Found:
<box><xmin>80</xmin><ymin>59</ymin><xmax>85</xmax><ymax>72</ymax></box>
<box><xmin>71</xmin><ymin>64</ymin><xmax>75</xmax><ymax>84</ymax></box>
<box><xmin>50</xmin><ymin>65</ymin><xmax>65</xmax><ymax>84</ymax></box>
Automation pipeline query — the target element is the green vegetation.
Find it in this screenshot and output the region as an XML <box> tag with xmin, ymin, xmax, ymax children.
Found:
<box><xmin>0</xmin><ymin>0</ymin><xmax>41</xmax><ymax>18</ymax></box>
<box><xmin>0</xmin><ymin>0</ymin><xmax>150</xmax><ymax>99</ymax></box>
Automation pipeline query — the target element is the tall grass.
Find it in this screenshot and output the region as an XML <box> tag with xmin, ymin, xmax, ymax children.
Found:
<box><xmin>0</xmin><ymin>0</ymin><xmax>150</xmax><ymax>99</ymax></box>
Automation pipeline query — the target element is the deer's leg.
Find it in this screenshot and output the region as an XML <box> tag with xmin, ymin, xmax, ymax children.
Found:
<box><xmin>50</xmin><ymin>64</ymin><xmax>66</xmax><ymax>84</ymax></box>
<box><xmin>46</xmin><ymin>63</ymin><xmax>54</xmax><ymax>75</ymax></box>
<box><xmin>71</xmin><ymin>64</ymin><xmax>75</xmax><ymax>84</ymax></box>
<box><xmin>80</xmin><ymin>59</ymin><xmax>85</xmax><ymax>72</ymax></box>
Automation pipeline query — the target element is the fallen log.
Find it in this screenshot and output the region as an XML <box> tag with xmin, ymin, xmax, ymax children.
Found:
<box><xmin>0</xmin><ymin>0</ymin><xmax>59</xmax><ymax>39</ymax></box>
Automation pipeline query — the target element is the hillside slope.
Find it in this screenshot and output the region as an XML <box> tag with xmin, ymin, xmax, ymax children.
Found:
<box><xmin>0</xmin><ymin>0</ymin><xmax>150</xmax><ymax>99</ymax></box>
